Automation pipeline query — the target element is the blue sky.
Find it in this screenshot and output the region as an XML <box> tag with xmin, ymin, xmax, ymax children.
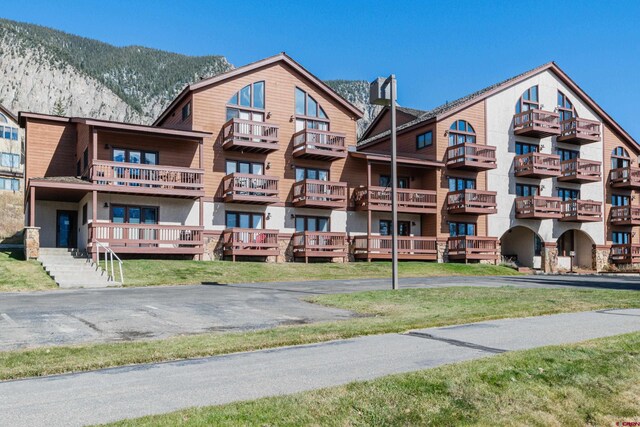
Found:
<box><xmin>2</xmin><ymin>0</ymin><xmax>640</xmax><ymax>137</ymax></box>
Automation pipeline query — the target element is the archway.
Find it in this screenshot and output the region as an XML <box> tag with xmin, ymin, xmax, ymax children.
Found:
<box><xmin>500</xmin><ymin>226</ymin><xmax>542</xmax><ymax>269</ymax></box>
<box><xmin>556</xmin><ymin>229</ymin><xmax>595</xmax><ymax>270</ymax></box>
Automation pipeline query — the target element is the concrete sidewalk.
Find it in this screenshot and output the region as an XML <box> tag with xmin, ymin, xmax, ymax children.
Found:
<box><xmin>1</xmin><ymin>308</ymin><xmax>639</xmax><ymax>427</ymax></box>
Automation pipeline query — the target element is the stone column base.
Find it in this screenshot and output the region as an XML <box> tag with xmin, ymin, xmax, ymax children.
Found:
<box><xmin>593</xmin><ymin>244</ymin><xmax>611</xmax><ymax>272</ymax></box>
<box><xmin>436</xmin><ymin>238</ymin><xmax>448</xmax><ymax>263</ymax></box>
<box><xmin>23</xmin><ymin>226</ymin><xmax>40</xmax><ymax>260</ymax></box>
<box><xmin>541</xmin><ymin>242</ymin><xmax>558</xmax><ymax>273</ymax></box>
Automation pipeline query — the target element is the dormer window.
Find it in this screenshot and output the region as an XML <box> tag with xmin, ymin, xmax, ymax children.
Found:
<box><xmin>226</xmin><ymin>81</ymin><xmax>266</xmax><ymax>123</ymax></box>
<box><xmin>515</xmin><ymin>86</ymin><xmax>539</xmax><ymax>113</ymax></box>
<box><xmin>294</xmin><ymin>87</ymin><xmax>329</xmax><ymax>131</ymax></box>
<box><xmin>557</xmin><ymin>91</ymin><xmax>575</xmax><ymax>121</ymax></box>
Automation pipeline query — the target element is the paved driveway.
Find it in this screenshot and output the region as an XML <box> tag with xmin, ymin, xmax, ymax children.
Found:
<box><xmin>0</xmin><ymin>274</ymin><xmax>638</xmax><ymax>351</ymax></box>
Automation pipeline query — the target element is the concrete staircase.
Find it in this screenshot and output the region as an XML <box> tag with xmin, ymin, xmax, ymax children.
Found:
<box><xmin>38</xmin><ymin>248</ymin><xmax>121</xmax><ymax>289</ymax></box>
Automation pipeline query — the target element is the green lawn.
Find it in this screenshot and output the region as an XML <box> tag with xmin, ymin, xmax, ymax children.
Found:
<box><xmin>105</xmin><ymin>332</ymin><xmax>640</xmax><ymax>426</ymax></box>
<box><xmin>0</xmin><ymin>250</ymin><xmax>55</xmax><ymax>292</ymax></box>
<box><xmin>3</xmin><ymin>286</ymin><xmax>640</xmax><ymax>381</ymax></box>
<box><xmin>118</xmin><ymin>260</ymin><xmax>519</xmax><ymax>287</ymax></box>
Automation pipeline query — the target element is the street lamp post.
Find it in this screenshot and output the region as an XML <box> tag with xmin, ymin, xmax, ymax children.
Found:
<box><xmin>370</xmin><ymin>75</ymin><xmax>399</xmax><ymax>290</ymax></box>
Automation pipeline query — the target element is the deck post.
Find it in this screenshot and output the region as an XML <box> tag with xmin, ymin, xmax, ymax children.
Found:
<box><xmin>29</xmin><ymin>186</ymin><xmax>35</xmax><ymax>226</ymax></box>
<box><xmin>92</xmin><ymin>190</ymin><xmax>97</xmax><ymax>261</ymax></box>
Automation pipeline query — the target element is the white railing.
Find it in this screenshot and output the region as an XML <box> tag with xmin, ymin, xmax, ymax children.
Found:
<box><xmin>94</xmin><ymin>240</ymin><xmax>124</xmax><ymax>285</ymax></box>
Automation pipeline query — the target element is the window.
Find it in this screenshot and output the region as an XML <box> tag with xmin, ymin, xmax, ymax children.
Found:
<box><xmin>0</xmin><ymin>153</ymin><xmax>20</xmax><ymax>168</ymax></box>
<box><xmin>613</xmin><ymin>232</ymin><xmax>631</xmax><ymax>245</ymax></box>
<box><xmin>83</xmin><ymin>148</ymin><xmax>89</xmax><ymax>171</ymax></box>
<box><xmin>82</xmin><ymin>203</ymin><xmax>88</xmax><ymax>225</ymax></box>
<box><xmin>516</xmin><ymin>85</ymin><xmax>539</xmax><ymax>113</ymax></box>
<box><xmin>181</xmin><ymin>102</ymin><xmax>191</xmax><ymax>121</ymax></box>
<box><xmin>449</xmin><ymin>222</ymin><xmax>475</xmax><ymax>237</ymax></box>
<box><xmin>515</xmin><ymin>141</ymin><xmax>538</xmax><ymax>155</ymax></box>
<box><xmin>11</xmin><ymin>128</ymin><xmax>18</xmax><ymax>141</ymax></box>
<box><xmin>111</xmin><ymin>205</ymin><xmax>158</xmax><ymax>224</ymax></box>
<box><xmin>516</xmin><ymin>183</ymin><xmax>539</xmax><ymax>197</ymax></box>
<box><xmin>416</xmin><ymin>131</ymin><xmax>433</xmax><ymax>150</ymax></box>
<box><xmin>295</xmin><ymin>167</ymin><xmax>328</xmax><ymax>181</ymax></box>
<box><xmin>0</xmin><ymin>177</ymin><xmax>19</xmax><ymax>191</ymax></box>
<box><xmin>612</xmin><ymin>194</ymin><xmax>630</xmax><ymax>206</ymax></box>
<box><xmin>225</xmin><ymin>160</ymin><xmax>264</xmax><ymax>175</ymax></box>
<box><xmin>448</xmin><ymin>120</ymin><xmax>475</xmax><ymax>146</ymax></box>
<box><xmin>379</xmin><ymin>220</ymin><xmax>410</xmax><ymax>236</ymax></box>
<box><xmin>557</xmin><ymin>188</ymin><xmax>579</xmax><ymax>201</ymax></box>
<box><xmin>112</xmin><ymin>148</ymin><xmax>158</xmax><ymax>165</ymax></box>
<box><xmin>294</xmin><ymin>88</ymin><xmax>329</xmax><ymax>132</ymax></box>
<box><xmin>379</xmin><ymin>175</ymin><xmax>409</xmax><ymax>188</ymax></box>
<box><xmin>225</xmin><ymin>211</ymin><xmax>263</xmax><ymax>229</ymax></box>
<box><xmin>448</xmin><ymin>177</ymin><xmax>476</xmax><ymax>191</ymax></box>
<box><xmin>557</xmin><ymin>148</ymin><xmax>579</xmax><ymax>161</ymax></box>
<box><xmin>611</xmin><ymin>147</ymin><xmax>630</xmax><ymax>169</ymax></box>
<box><xmin>0</xmin><ymin>113</ymin><xmax>6</xmax><ymax>123</ymax></box>
<box><xmin>295</xmin><ymin>216</ymin><xmax>329</xmax><ymax>232</ymax></box>
<box><xmin>227</xmin><ymin>82</ymin><xmax>265</xmax><ymax>110</ymax></box>
<box><xmin>76</xmin><ymin>160</ymin><xmax>81</xmax><ymax>177</ymax></box>
<box><xmin>534</xmin><ymin>234</ymin><xmax>542</xmax><ymax>256</ymax></box>
<box><xmin>557</xmin><ymin>91</ymin><xmax>574</xmax><ymax>122</ymax></box>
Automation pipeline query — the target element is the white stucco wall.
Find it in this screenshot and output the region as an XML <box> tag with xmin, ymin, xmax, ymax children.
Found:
<box><xmin>486</xmin><ymin>69</ymin><xmax>605</xmax><ymax>246</ymax></box>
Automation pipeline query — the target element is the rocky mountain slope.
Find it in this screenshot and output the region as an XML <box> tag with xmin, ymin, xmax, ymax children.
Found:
<box><xmin>0</xmin><ymin>19</ymin><xmax>378</xmax><ymax>134</ymax></box>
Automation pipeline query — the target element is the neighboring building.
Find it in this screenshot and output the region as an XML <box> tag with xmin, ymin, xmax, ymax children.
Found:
<box><xmin>19</xmin><ymin>55</ymin><xmax>640</xmax><ymax>271</ymax></box>
<box><xmin>0</xmin><ymin>105</ymin><xmax>24</xmax><ymax>241</ymax></box>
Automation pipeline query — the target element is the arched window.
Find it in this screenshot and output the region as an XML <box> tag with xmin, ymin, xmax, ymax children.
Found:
<box><xmin>226</xmin><ymin>81</ymin><xmax>265</xmax><ymax>122</ymax></box>
<box><xmin>515</xmin><ymin>85</ymin><xmax>539</xmax><ymax>113</ymax></box>
<box><xmin>0</xmin><ymin>113</ymin><xmax>7</xmax><ymax>124</ymax></box>
<box><xmin>557</xmin><ymin>91</ymin><xmax>575</xmax><ymax>122</ymax></box>
<box><xmin>448</xmin><ymin>120</ymin><xmax>476</xmax><ymax>146</ymax></box>
<box><xmin>294</xmin><ymin>87</ymin><xmax>329</xmax><ymax>131</ymax></box>
<box><xmin>611</xmin><ymin>147</ymin><xmax>630</xmax><ymax>169</ymax></box>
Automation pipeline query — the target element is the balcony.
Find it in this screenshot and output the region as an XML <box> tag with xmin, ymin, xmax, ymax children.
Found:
<box><xmin>513</xmin><ymin>109</ymin><xmax>560</xmax><ymax>138</ymax></box>
<box><xmin>292</xmin><ymin>129</ymin><xmax>347</xmax><ymax>161</ymax></box>
<box><xmin>293</xmin><ymin>231</ymin><xmax>347</xmax><ymax>261</ymax></box>
<box><xmin>447</xmin><ymin>236</ymin><xmax>499</xmax><ymax>261</ymax></box>
<box><xmin>611</xmin><ymin>244</ymin><xmax>640</xmax><ymax>265</ymax></box>
<box><xmin>87</xmin><ymin>160</ymin><xmax>204</xmax><ymax>197</ymax></box>
<box><xmin>352</xmin><ymin>235</ymin><xmax>437</xmax><ymax>261</ymax></box>
<box><xmin>557</xmin><ymin>118</ymin><xmax>601</xmax><ymax>144</ymax></box>
<box><xmin>292</xmin><ymin>179</ymin><xmax>347</xmax><ymax>209</ymax></box>
<box><xmin>88</xmin><ymin>223</ymin><xmax>203</xmax><ymax>255</ymax></box>
<box><xmin>514</xmin><ymin>152</ymin><xmax>561</xmax><ymax>178</ymax></box>
<box><xmin>446</xmin><ymin>143</ymin><xmax>497</xmax><ymax>171</ymax></box>
<box><xmin>222</xmin><ymin>228</ymin><xmax>280</xmax><ymax>261</ymax></box>
<box><xmin>221</xmin><ymin>118</ymin><xmax>279</xmax><ymax>153</ymax></box>
<box><xmin>515</xmin><ymin>196</ymin><xmax>562</xmax><ymax>219</ymax></box>
<box><xmin>609</xmin><ymin>206</ymin><xmax>640</xmax><ymax>226</ymax></box>
<box><xmin>559</xmin><ymin>200</ymin><xmax>602</xmax><ymax>222</ymax></box>
<box><xmin>446</xmin><ymin>189</ymin><xmax>497</xmax><ymax>215</ymax></box>
<box><xmin>558</xmin><ymin>158</ymin><xmax>602</xmax><ymax>183</ymax></box>
<box><xmin>353</xmin><ymin>186</ymin><xmax>437</xmax><ymax>214</ymax></box>
<box><xmin>221</xmin><ymin>173</ymin><xmax>279</xmax><ymax>204</ymax></box>
<box><xmin>610</xmin><ymin>167</ymin><xmax>640</xmax><ymax>189</ymax></box>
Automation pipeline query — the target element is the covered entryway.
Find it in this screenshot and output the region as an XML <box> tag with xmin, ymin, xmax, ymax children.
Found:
<box><xmin>556</xmin><ymin>229</ymin><xmax>594</xmax><ymax>270</ymax></box>
<box><xmin>500</xmin><ymin>226</ymin><xmax>542</xmax><ymax>269</ymax></box>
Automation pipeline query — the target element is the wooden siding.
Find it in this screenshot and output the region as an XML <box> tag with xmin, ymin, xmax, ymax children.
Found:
<box><xmin>25</xmin><ymin>119</ymin><xmax>77</xmax><ymax>180</ymax></box>
<box><xmin>161</xmin><ymin>94</ymin><xmax>193</xmax><ymax>131</ymax></box>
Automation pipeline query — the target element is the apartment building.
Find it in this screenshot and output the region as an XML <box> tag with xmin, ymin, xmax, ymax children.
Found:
<box><xmin>0</xmin><ymin>105</ymin><xmax>25</xmax><ymax>241</ymax></box>
<box><xmin>19</xmin><ymin>55</ymin><xmax>640</xmax><ymax>271</ymax></box>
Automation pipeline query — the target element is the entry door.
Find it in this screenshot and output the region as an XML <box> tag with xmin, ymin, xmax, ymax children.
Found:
<box><xmin>56</xmin><ymin>211</ymin><xmax>77</xmax><ymax>248</ymax></box>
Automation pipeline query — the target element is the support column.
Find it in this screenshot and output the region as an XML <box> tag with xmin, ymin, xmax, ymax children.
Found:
<box><xmin>436</xmin><ymin>238</ymin><xmax>448</xmax><ymax>263</ymax></box>
<box><xmin>92</xmin><ymin>127</ymin><xmax>98</xmax><ymax>162</ymax></box>
<box><xmin>23</xmin><ymin>226</ymin><xmax>40</xmax><ymax>260</ymax></box>
<box><xmin>29</xmin><ymin>186</ymin><xmax>35</xmax><ymax>226</ymax></box>
<box><xmin>542</xmin><ymin>242</ymin><xmax>558</xmax><ymax>273</ymax></box>
<box><xmin>91</xmin><ymin>190</ymin><xmax>97</xmax><ymax>261</ymax></box>
<box><xmin>198</xmin><ymin>196</ymin><xmax>204</xmax><ymax>261</ymax></box>
<box><xmin>366</xmin><ymin>161</ymin><xmax>371</xmax><ymax>261</ymax></box>
<box><xmin>592</xmin><ymin>244</ymin><xmax>611</xmax><ymax>272</ymax></box>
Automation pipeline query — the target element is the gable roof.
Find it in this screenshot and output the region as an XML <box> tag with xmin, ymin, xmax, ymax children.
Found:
<box><xmin>358</xmin><ymin>62</ymin><xmax>639</xmax><ymax>152</ymax></box>
<box><xmin>0</xmin><ymin>104</ymin><xmax>17</xmax><ymax>123</ymax></box>
<box><xmin>153</xmin><ymin>52</ymin><xmax>364</xmax><ymax>126</ymax></box>
<box><xmin>360</xmin><ymin>105</ymin><xmax>428</xmax><ymax>140</ymax></box>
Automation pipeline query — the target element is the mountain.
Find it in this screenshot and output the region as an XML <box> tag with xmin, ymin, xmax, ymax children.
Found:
<box><xmin>0</xmin><ymin>19</ymin><xmax>378</xmax><ymax>134</ymax></box>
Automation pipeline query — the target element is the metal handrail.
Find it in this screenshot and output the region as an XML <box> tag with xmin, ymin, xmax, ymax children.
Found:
<box><xmin>94</xmin><ymin>240</ymin><xmax>124</xmax><ymax>285</ymax></box>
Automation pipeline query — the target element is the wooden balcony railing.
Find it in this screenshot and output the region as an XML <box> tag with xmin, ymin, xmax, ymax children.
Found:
<box><xmin>353</xmin><ymin>186</ymin><xmax>437</xmax><ymax>213</ymax></box>
<box><xmin>558</xmin><ymin>158</ymin><xmax>601</xmax><ymax>183</ymax></box>
<box><xmin>446</xmin><ymin>189</ymin><xmax>497</xmax><ymax>215</ymax></box>
<box><xmin>292</xmin><ymin>179</ymin><xmax>347</xmax><ymax>209</ymax></box>
<box><xmin>513</xmin><ymin>109</ymin><xmax>561</xmax><ymax>137</ymax></box>
<box><xmin>611</xmin><ymin>243</ymin><xmax>640</xmax><ymax>265</ymax></box>
<box><xmin>514</xmin><ymin>152</ymin><xmax>561</xmax><ymax>178</ymax></box>
<box><xmin>610</xmin><ymin>167</ymin><xmax>640</xmax><ymax>189</ymax></box>
<box><xmin>222</xmin><ymin>228</ymin><xmax>280</xmax><ymax>261</ymax></box>
<box><xmin>221</xmin><ymin>118</ymin><xmax>279</xmax><ymax>153</ymax></box>
<box><xmin>446</xmin><ymin>143</ymin><xmax>497</xmax><ymax>170</ymax></box>
<box><xmin>221</xmin><ymin>173</ymin><xmax>279</xmax><ymax>204</ymax></box>
<box><xmin>447</xmin><ymin>236</ymin><xmax>499</xmax><ymax>261</ymax></box>
<box><xmin>609</xmin><ymin>206</ymin><xmax>640</xmax><ymax>225</ymax></box>
<box><xmin>292</xmin><ymin>129</ymin><xmax>347</xmax><ymax>160</ymax></box>
<box><xmin>86</xmin><ymin>160</ymin><xmax>204</xmax><ymax>195</ymax></box>
<box><xmin>559</xmin><ymin>200</ymin><xmax>602</xmax><ymax>222</ymax></box>
<box><xmin>515</xmin><ymin>196</ymin><xmax>562</xmax><ymax>219</ymax></box>
<box><xmin>557</xmin><ymin>117</ymin><xmax>601</xmax><ymax>143</ymax></box>
<box><xmin>88</xmin><ymin>223</ymin><xmax>203</xmax><ymax>255</ymax></box>
<box><xmin>293</xmin><ymin>231</ymin><xmax>347</xmax><ymax>261</ymax></box>
<box><xmin>352</xmin><ymin>235</ymin><xmax>437</xmax><ymax>261</ymax></box>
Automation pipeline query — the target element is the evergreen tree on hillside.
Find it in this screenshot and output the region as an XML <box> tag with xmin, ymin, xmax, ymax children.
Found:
<box><xmin>52</xmin><ymin>98</ymin><xmax>65</xmax><ymax>116</ymax></box>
